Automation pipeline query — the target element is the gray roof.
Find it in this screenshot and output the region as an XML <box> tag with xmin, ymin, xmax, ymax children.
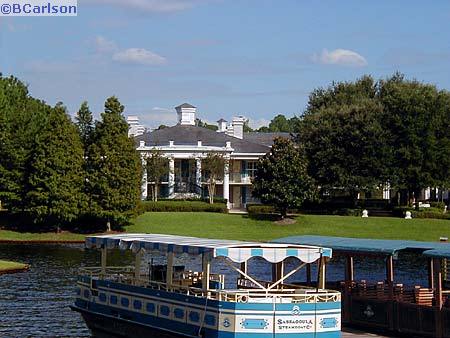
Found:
<box><xmin>175</xmin><ymin>103</ymin><xmax>196</xmax><ymax>109</ymax></box>
<box><xmin>135</xmin><ymin>125</ymin><xmax>270</xmax><ymax>153</ymax></box>
<box><xmin>243</xmin><ymin>132</ymin><xmax>292</xmax><ymax>147</ymax></box>
<box><xmin>217</xmin><ymin>118</ymin><xmax>227</xmax><ymax>123</ymax></box>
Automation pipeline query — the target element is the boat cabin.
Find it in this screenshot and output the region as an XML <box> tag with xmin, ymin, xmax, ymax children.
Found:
<box><xmin>72</xmin><ymin>233</ymin><xmax>341</xmax><ymax>338</ymax></box>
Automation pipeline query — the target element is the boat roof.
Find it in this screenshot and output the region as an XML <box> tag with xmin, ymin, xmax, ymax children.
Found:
<box><xmin>85</xmin><ymin>233</ymin><xmax>332</xmax><ymax>264</ymax></box>
<box><xmin>273</xmin><ymin>235</ymin><xmax>450</xmax><ymax>258</ymax></box>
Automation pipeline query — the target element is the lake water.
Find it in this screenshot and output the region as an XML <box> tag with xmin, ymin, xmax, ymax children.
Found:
<box><xmin>0</xmin><ymin>244</ymin><xmax>430</xmax><ymax>337</ymax></box>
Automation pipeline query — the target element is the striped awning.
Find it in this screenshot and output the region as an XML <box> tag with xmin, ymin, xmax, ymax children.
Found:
<box><xmin>85</xmin><ymin>234</ymin><xmax>332</xmax><ymax>264</ymax></box>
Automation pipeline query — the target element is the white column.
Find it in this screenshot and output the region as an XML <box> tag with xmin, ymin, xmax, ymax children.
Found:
<box><xmin>168</xmin><ymin>157</ymin><xmax>175</xmax><ymax>197</ymax></box>
<box><xmin>141</xmin><ymin>156</ymin><xmax>148</xmax><ymax>200</ymax></box>
<box><xmin>383</xmin><ymin>182</ymin><xmax>391</xmax><ymax>200</ymax></box>
<box><xmin>195</xmin><ymin>158</ymin><xmax>202</xmax><ymax>193</ymax></box>
<box><xmin>223</xmin><ymin>160</ymin><xmax>230</xmax><ymax>208</ymax></box>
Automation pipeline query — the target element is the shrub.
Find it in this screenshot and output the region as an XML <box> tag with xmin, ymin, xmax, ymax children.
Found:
<box><xmin>137</xmin><ymin>200</ymin><xmax>227</xmax><ymax>214</ymax></box>
<box><xmin>247</xmin><ymin>204</ymin><xmax>279</xmax><ymax>220</ymax></box>
<box><xmin>411</xmin><ymin>210</ymin><xmax>450</xmax><ymax>220</ymax></box>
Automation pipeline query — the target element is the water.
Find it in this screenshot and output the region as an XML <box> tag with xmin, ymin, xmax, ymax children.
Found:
<box><xmin>0</xmin><ymin>244</ymin><xmax>430</xmax><ymax>337</ymax></box>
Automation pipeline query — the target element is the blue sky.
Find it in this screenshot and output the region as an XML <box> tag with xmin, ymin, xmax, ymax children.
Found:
<box><xmin>1</xmin><ymin>0</ymin><xmax>450</xmax><ymax>128</ymax></box>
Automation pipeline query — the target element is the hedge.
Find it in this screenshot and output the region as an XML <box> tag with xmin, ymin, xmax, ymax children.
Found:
<box><xmin>137</xmin><ymin>200</ymin><xmax>227</xmax><ymax>214</ymax></box>
<box><xmin>392</xmin><ymin>206</ymin><xmax>450</xmax><ymax>220</ymax></box>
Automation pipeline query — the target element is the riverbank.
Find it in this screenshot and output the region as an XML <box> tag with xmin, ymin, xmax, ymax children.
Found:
<box><xmin>0</xmin><ymin>212</ymin><xmax>449</xmax><ymax>243</ymax></box>
<box><xmin>0</xmin><ymin>260</ymin><xmax>29</xmax><ymax>275</ymax></box>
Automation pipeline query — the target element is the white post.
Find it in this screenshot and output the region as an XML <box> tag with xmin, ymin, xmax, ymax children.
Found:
<box><xmin>383</xmin><ymin>182</ymin><xmax>391</xmax><ymax>200</ymax></box>
<box><xmin>196</xmin><ymin>158</ymin><xmax>202</xmax><ymax>193</ymax></box>
<box><xmin>168</xmin><ymin>157</ymin><xmax>175</xmax><ymax>197</ymax></box>
<box><xmin>202</xmin><ymin>253</ymin><xmax>211</xmax><ymax>293</ymax></box>
<box><xmin>141</xmin><ymin>156</ymin><xmax>148</xmax><ymax>200</ymax></box>
<box><xmin>223</xmin><ymin>160</ymin><xmax>230</xmax><ymax>209</ymax></box>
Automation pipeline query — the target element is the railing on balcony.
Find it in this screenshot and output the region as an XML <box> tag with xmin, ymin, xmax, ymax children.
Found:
<box><xmin>229</xmin><ymin>172</ymin><xmax>252</xmax><ymax>184</ymax></box>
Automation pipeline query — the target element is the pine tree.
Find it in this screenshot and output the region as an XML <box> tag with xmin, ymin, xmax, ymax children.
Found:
<box><xmin>75</xmin><ymin>101</ymin><xmax>94</xmax><ymax>151</ymax></box>
<box><xmin>89</xmin><ymin>96</ymin><xmax>142</xmax><ymax>230</ymax></box>
<box><xmin>24</xmin><ymin>103</ymin><xmax>85</xmax><ymax>230</ymax></box>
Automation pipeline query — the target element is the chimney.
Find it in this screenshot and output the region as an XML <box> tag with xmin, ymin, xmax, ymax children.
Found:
<box><xmin>197</xmin><ymin>140</ymin><xmax>202</xmax><ymax>147</ymax></box>
<box><xmin>139</xmin><ymin>140</ymin><xmax>145</xmax><ymax>148</ymax></box>
<box><xmin>175</xmin><ymin>103</ymin><xmax>196</xmax><ymax>126</ymax></box>
<box><xmin>230</xmin><ymin>116</ymin><xmax>246</xmax><ymax>139</ymax></box>
<box><xmin>217</xmin><ymin>118</ymin><xmax>227</xmax><ymax>133</ymax></box>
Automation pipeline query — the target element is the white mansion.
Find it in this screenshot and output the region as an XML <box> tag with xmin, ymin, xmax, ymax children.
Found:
<box><xmin>133</xmin><ymin>103</ymin><xmax>289</xmax><ymax>209</ymax></box>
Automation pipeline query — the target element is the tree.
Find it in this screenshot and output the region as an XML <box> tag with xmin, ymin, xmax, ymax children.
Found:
<box><xmin>378</xmin><ymin>74</ymin><xmax>442</xmax><ymax>205</ymax></box>
<box><xmin>202</xmin><ymin>153</ymin><xmax>227</xmax><ymax>204</ymax></box>
<box><xmin>75</xmin><ymin>101</ymin><xmax>94</xmax><ymax>151</ymax></box>
<box><xmin>252</xmin><ymin>138</ymin><xmax>316</xmax><ymax>218</ymax></box>
<box><xmin>0</xmin><ymin>75</ymin><xmax>48</xmax><ymax>213</ymax></box>
<box><xmin>196</xmin><ymin>118</ymin><xmax>218</xmax><ymax>131</ymax></box>
<box><xmin>145</xmin><ymin>149</ymin><xmax>170</xmax><ymax>201</ymax></box>
<box><xmin>298</xmin><ymin>100</ymin><xmax>390</xmax><ymax>197</ymax></box>
<box><xmin>24</xmin><ymin>103</ymin><xmax>85</xmax><ymax>231</ymax></box>
<box><xmin>89</xmin><ymin>96</ymin><xmax>143</xmax><ymax>230</ymax></box>
<box><xmin>256</xmin><ymin>114</ymin><xmax>299</xmax><ymax>133</ymax></box>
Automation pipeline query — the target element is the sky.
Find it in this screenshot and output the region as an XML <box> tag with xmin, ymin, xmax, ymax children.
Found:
<box><xmin>1</xmin><ymin>0</ymin><xmax>450</xmax><ymax>129</ymax></box>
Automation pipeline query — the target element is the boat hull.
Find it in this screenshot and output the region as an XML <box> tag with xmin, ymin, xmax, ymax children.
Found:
<box><xmin>73</xmin><ymin>276</ymin><xmax>341</xmax><ymax>338</ymax></box>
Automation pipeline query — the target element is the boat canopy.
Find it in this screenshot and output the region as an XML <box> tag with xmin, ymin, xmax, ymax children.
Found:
<box><xmin>85</xmin><ymin>234</ymin><xmax>332</xmax><ymax>264</ymax></box>
<box><xmin>274</xmin><ymin>235</ymin><xmax>450</xmax><ymax>258</ymax></box>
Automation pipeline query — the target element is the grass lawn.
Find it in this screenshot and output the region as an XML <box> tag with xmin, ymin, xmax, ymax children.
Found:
<box><xmin>0</xmin><ymin>259</ymin><xmax>29</xmax><ymax>273</ymax></box>
<box><xmin>129</xmin><ymin>212</ymin><xmax>450</xmax><ymax>242</ymax></box>
<box><xmin>0</xmin><ymin>212</ymin><xmax>449</xmax><ymax>243</ymax></box>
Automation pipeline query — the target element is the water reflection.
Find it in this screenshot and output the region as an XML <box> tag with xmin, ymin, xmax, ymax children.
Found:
<box><xmin>0</xmin><ymin>244</ymin><xmax>430</xmax><ymax>337</ymax></box>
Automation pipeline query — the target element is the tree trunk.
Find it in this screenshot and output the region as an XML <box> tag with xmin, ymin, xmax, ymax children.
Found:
<box><xmin>106</xmin><ymin>220</ymin><xmax>111</xmax><ymax>232</ymax></box>
<box><xmin>154</xmin><ymin>184</ymin><xmax>158</xmax><ymax>202</ymax></box>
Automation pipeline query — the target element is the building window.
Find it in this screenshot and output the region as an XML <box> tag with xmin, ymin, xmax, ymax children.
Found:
<box><xmin>246</xmin><ymin>161</ymin><xmax>257</xmax><ymax>178</ymax></box>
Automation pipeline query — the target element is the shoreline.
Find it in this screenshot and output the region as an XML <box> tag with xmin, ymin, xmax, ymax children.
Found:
<box><xmin>0</xmin><ymin>239</ymin><xmax>84</xmax><ymax>244</ymax></box>
<box><xmin>0</xmin><ymin>260</ymin><xmax>30</xmax><ymax>275</ymax></box>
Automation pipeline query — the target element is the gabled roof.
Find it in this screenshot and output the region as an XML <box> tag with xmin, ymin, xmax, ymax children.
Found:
<box><xmin>217</xmin><ymin>118</ymin><xmax>227</xmax><ymax>123</ymax></box>
<box><xmin>175</xmin><ymin>103</ymin><xmax>196</xmax><ymax>109</ymax></box>
<box><xmin>135</xmin><ymin>124</ymin><xmax>270</xmax><ymax>153</ymax></box>
<box><xmin>85</xmin><ymin>233</ymin><xmax>332</xmax><ymax>263</ymax></box>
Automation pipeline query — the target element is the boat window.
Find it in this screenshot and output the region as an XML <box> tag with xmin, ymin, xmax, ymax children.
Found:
<box><xmin>189</xmin><ymin>311</ymin><xmax>200</xmax><ymax>323</ymax></box>
<box><xmin>205</xmin><ymin>314</ymin><xmax>216</xmax><ymax>326</ymax></box>
<box><xmin>110</xmin><ymin>295</ymin><xmax>117</xmax><ymax>305</ymax></box>
<box><xmin>133</xmin><ymin>300</ymin><xmax>142</xmax><ymax>310</ymax></box>
<box><xmin>121</xmin><ymin>297</ymin><xmax>129</xmax><ymax>307</ymax></box>
<box><xmin>99</xmin><ymin>293</ymin><xmax>106</xmax><ymax>302</ymax></box>
<box><xmin>146</xmin><ymin>302</ymin><xmax>155</xmax><ymax>313</ymax></box>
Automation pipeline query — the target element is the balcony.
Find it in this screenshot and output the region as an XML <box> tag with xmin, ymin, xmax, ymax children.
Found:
<box><xmin>229</xmin><ymin>172</ymin><xmax>252</xmax><ymax>184</ymax></box>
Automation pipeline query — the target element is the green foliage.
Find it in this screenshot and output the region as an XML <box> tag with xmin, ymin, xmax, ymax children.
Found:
<box><xmin>24</xmin><ymin>103</ymin><xmax>85</xmax><ymax>230</ymax></box>
<box><xmin>257</xmin><ymin>114</ymin><xmax>299</xmax><ymax>133</ymax></box>
<box><xmin>196</xmin><ymin>118</ymin><xmax>218</xmax><ymax>131</ymax></box>
<box><xmin>252</xmin><ymin>138</ymin><xmax>316</xmax><ymax>218</ymax></box>
<box><xmin>297</xmin><ymin>73</ymin><xmax>450</xmax><ymax>206</ymax></box>
<box><xmin>0</xmin><ymin>75</ymin><xmax>48</xmax><ymax>211</ymax></box>
<box><xmin>299</xmin><ymin>98</ymin><xmax>390</xmax><ymax>195</ymax></box>
<box><xmin>137</xmin><ymin>200</ymin><xmax>227</xmax><ymax>213</ymax></box>
<box><xmin>75</xmin><ymin>101</ymin><xmax>94</xmax><ymax>149</ymax></box>
<box><xmin>88</xmin><ymin>96</ymin><xmax>143</xmax><ymax>230</ymax></box>
<box><xmin>378</xmin><ymin>74</ymin><xmax>444</xmax><ymax>203</ymax></box>
<box><xmin>145</xmin><ymin>149</ymin><xmax>170</xmax><ymax>201</ymax></box>
<box><xmin>202</xmin><ymin>153</ymin><xmax>227</xmax><ymax>204</ymax></box>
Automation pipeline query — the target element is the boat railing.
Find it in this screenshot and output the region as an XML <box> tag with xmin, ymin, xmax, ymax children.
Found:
<box><xmin>78</xmin><ymin>266</ymin><xmax>340</xmax><ymax>303</ymax></box>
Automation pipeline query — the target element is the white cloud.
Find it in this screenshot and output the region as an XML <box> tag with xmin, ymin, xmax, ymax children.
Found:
<box><xmin>312</xmin><ymin>49</ymin><xmax>368</xmax><ymax>67</ymax></box>
<box><xmin>112</xmin><ymin>48</ymin><xmax>167</xmax><ymax>65</ymax></box>
<box><xmin>94</xmin><ymin>36</ymin><xmax>118</xmax><ymax>53</ymax></box>
<box><xmin>84</xmin><ymin>0</ymin><xmax>207</xmax><ymax>13</ymax></box>
<box><xmin>138</xmin><ymin>107</ymin><xmax>177</xmax><ymax>127</ymax></box>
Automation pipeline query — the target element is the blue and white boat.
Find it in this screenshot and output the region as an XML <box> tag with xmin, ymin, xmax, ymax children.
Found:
<box><xmin>71</xmin><ymin>234</ymin><xmax>341</xmax><ymax>337</ymax></box>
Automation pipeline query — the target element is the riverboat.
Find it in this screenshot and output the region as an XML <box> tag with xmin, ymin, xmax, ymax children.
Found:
<box><xmin>71</xmin><ymin>233</ymin><xmax>341</xmax><ymax>338</ymax></box>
